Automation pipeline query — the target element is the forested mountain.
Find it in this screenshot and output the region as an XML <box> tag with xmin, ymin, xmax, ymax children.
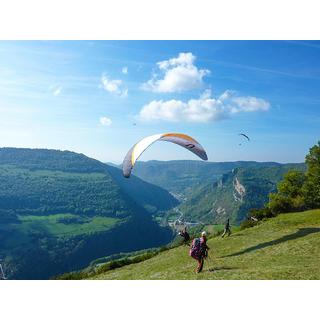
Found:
<box><xmin>0</xmin><ymin>148</ymin><xmax>175</xmax><ymax>279</ymax></box>
<box><xmin>106</xmin><ymin>165</ymin><xmax>178</xmax><ymax>213</ymax></box>
<box><xmin>130</xmin><ymin>160</ymin><xmax>295</xmax><ymax>199</ymax></box>
<box><xmin>177</xmin><ymin>164</ymin><xmax>306</xmax><ymax>224</ymax></box>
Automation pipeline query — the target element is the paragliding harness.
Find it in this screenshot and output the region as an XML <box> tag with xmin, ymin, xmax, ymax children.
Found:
<box><xmin>179</xmin><ymin>228</ymin><xmax>190</xmax><ymax>244</ymax></box>
<box><xmin>189</xmin><ymin>238</ymin><xmax>207</xmax><ymax>260</ymax></box>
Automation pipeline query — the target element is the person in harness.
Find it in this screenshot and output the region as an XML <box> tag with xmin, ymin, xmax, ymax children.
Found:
<box><xmin>221</xmin><ymin>218</ymin><xmax>231</xmax><ymax>238</ymax></box>
<box><xmin>189</xmin><ymin>231</ymin><xmax>210</xmax><ymax>273</ymax></box>
<box><xmin>178</xmin><ymin>226</ymin><xmax>190</xmax><ymax>245</ymax></box>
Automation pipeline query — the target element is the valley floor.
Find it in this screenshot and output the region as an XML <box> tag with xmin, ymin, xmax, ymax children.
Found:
<box><xmin>90</xmin><ymin>209</ymin><xmax>320</xmax><ymax>280</ymax></box>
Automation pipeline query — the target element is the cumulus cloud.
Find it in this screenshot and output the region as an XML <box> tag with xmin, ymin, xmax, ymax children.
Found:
<box><xmin>122</xmin><ymin>67</ymin><xmax>128</xmax><ymax>74</ymax></box>
<box><xmin>100</xmin><ymin>116</ymin><xmax>112</xmax><ymax>126</ymax></box>
<box><xmin>230</xmin><ymin>96</ymin><xmax>270</xmax><ymax>113</ymax></box>
<box><xmin>138</xmin><ymin>89</ymin><xmax>270</xmax><ymax>123</ymax></box>
<box><xmin>142</xmin><ymin>52</ymin><xmax>210</xmax><ymax>93</ymax></box>
<box><xmin>101</xmin><ymin>74</ymin><xmax>128</xmax><ymax>97</ymax></box>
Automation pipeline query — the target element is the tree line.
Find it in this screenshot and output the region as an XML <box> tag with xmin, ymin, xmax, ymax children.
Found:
<box><xmin>243</xmin><ymin>141</ymin><xmax>320</xmax><ymax>227</ymax></box>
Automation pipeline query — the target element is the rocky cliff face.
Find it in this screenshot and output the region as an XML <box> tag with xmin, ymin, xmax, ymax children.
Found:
<box><xmin>177</xmin><ymin>164</ymin><xmax>306</xmax><ymax>225</ymax></box>
<box><xmin>233</xmin><ymin>177</ymin><xmax>246</xmax><ymax>202</ymax></box>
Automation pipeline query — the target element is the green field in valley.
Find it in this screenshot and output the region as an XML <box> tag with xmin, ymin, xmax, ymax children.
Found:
<box><xmin>0</xmin><ymin>214</ymin><xmax>120</xmax><ymax>250</ymax></box>
<box><xmin>18</xmin><ymin>214</ymin><xmax>119</xmax><ymax>237</ymax></box>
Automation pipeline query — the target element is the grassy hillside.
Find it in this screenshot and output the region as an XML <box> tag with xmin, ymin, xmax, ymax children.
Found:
<box><xmin>90</xmin><ymin>209</ymin><xmax>320</xmax><ymax>280</ymax></box>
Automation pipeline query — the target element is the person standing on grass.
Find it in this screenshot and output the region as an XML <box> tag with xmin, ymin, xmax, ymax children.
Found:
<box><xmin>179</xmin><ymin>226</ymin><xmax>190</xmax><ymax>245</ymax></box>
<box><xmin>221</xmin><ymin>218</ymin><xmax>231</xmax><ymax>238</ymax></box>
<box><xmin>189</xmin><ymin>231</ymin><xmax>209</xmax><ymax>273</ymax></box>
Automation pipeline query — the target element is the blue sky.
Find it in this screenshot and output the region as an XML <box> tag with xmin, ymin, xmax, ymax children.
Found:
<box><xmin>0</xmin><ymin>40</ymin><xmax>319</xmax><ymax>163</ymax></box>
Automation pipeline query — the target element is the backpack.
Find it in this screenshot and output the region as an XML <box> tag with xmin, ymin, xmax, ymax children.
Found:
<box><xmin>189</xmin><ymin>238</ymin><xmax>201</xmax><ymax>259</ymax></box>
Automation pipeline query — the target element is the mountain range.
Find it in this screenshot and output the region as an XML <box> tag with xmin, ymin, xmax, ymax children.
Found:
<box><xmin>128</xmin><ymin>160</ymin><xmax>303</xmax><ymax>200</ymax></box>
<box><xmin>0</xmin><ymin>148</ymin><xmax>306</xmax><ymax>279</ymax></box>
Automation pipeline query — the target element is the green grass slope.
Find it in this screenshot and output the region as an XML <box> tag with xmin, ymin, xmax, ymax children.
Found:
<box><xmin>90</xmin><ymin>209</ymin><xmax>320</xmax><ymax>280</ymax></box>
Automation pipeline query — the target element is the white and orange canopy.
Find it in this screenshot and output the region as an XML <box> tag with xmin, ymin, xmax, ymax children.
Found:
<box><xmin>122</xmin><ymin>133</ymin><xmax>208</xmax><ymax>178</ymax></box>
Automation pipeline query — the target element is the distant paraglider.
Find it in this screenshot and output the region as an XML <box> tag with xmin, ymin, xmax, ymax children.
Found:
<box><xmin>239</xmin><ymin>133</ymin><xmax>250</xmax><ymax>141</ymax></box>
<box><xmin>238</xmin><ymin>133</ymin><xmax>250</xmax><ymax>146</ymax></box>
<box><xmin>122</xmin><ymin>133</ymin><xmax>208</xmax><ymax>178</ymax></box>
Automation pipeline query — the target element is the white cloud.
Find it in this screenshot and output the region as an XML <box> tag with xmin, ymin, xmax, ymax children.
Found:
<box><xmin>142</xmin><ymin>52</ymin><xmax>210</xmax><ymax>93</ymax></box>
<box><xmin>122</xmin><ymin>67</ymin><xmax>128</xmax><ymax>74</ymax></box>
<box><xmin>230</xmin><ymin>96</ymin><xmax>270</xmax><ymax>113</ymax></box>
<box><xmin>101</xmin><ymin>74</ymin><xmax>128</xmax><ymax>97</ymax></box>
<box><xmin>100</xmin><ymin>116</ymin><xmax>112</xmax><ymax>126</ymax></box>
<box><xmin>51</xmin><ymin>86</ymin><xmax>62</xmax><ymax>96</ymax></box>
<box><xmin>138</xmin><ymin>89</ymin><xmax>270</xmax><ymax>123</ymax></box>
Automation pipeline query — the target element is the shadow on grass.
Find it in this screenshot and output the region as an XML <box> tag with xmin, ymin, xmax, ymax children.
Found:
<box><xmin>223</xmin><ymin>228</ymin><xmax>320</xmax><ymax>258</ymax></box>
<box><xmin>208</xmin><ymin>266</ymin><xmax>237</xmax><ymax>272</ymax></box>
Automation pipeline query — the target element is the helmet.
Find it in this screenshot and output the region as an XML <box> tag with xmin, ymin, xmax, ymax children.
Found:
<box><xmin>201</xmin><ymin>231</ymin><xmax>207</xmax><ymax>237</ymax></box>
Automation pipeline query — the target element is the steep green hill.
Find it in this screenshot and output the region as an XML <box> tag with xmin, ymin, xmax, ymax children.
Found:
<box><xmin>106</xmin><ymin>165</ymin><xmax>178</xmax><ymax>213</ymax></box>
<box><xmin>0</xmin><ymin>148</ymin><xmax>175</xmax><ymax>279</ymax></box>
<box><xmin>131</xmin><ymin>160</ymin><xmax>301</xmax><ymax>199</ymax></box>
<box><xmin>89</xmin><ymin>209</ymin><xmax>320</xmax><ymax>280</ymax></box>
<box><xmin>0</xmin><ymin>148</ymin><xmax>178</xmax><ymax>215</ymax></box>
<box><xmin>177</xmin><ymin>164</ymin><xmax>306</xmax><ymax>224</ymax></box>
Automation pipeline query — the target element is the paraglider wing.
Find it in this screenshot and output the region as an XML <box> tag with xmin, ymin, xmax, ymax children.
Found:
<box><xmin>122</xmin><ymin>134</ymin><xmax>162</xmax><ymax>178</ymax></box>
<box><xmin>122</xmin><ymin>133</ymin><xmax>208</xmax><ymax>178</ymax></box>
<box><xmin>239</xmin><ymin>133</ymin><xmax>250</xmax><ymax>141</ymax></box>
<box><xmin>159</xmin><ymin>133</ymin><xmax>208</xmax><ymax>160</ymax></box>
